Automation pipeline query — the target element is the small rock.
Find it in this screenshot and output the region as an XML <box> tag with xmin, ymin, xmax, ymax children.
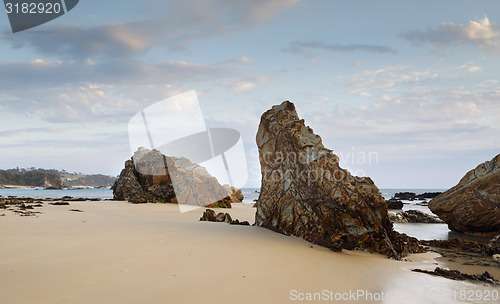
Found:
<box><xmin>50</xmin><ymin>202</ymin><xmax>70</xmax><ymax>206</ymax></box>
<box><xmin>200</xmin><ymin>209</ymin><xmax>232</xmax><ymax>223</ymax></box>
<box><xmin>485</xmin><ymin>235</ymin><xmax>500</xmax><ymax>256</ymax></box>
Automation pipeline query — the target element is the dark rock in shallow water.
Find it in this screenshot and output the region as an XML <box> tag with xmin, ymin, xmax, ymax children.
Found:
<box><xmin>416</xmin><ymin>192</ymin><xmax>442</xmax><ymax>200</ymax></box>
<box><xmin>113</xmin><ymin>148</ymin><xmax>238</xmax><ymax>208</ymax></box>
<box><xmin>412</xmin><ymin>267</ymin><xmax>499</xmax><ymax>286</ymax></box>
<box><xmin>255</xmin><ymin>101</ymin><xmax>423</xmax><ymax>259</ymax></box>
<box><xmin>386</xmin><ymin>198</ymin><xmax>403</xmax><ymax>209</ymax></box>
<box><xmin>429</xmin><ymin>154</ymin><xmax>500</xmax><ymax>236</ymax></box>
<box><xmin>421</xmin><ymin>239</ymin><xmax>488</xmax><ymax>254</ymax></box>
<box><xmin>389</xmin><ymin>210</ymin><xmax>444</xmax><ymax>223</ymax></box>
<box><xmin>394</xmin><ymin>192</ymin><xmax>416</xmax><ymax>200</ymax></box>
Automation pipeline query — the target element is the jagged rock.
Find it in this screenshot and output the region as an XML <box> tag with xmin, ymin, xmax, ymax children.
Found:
<box><xmin>112</xmin><ymin>148</ymin><xmax>234</xmax><ymax>208</ymax></box>
<box><xmin>255</xmin><ymin>101</ymin><xmax>422</xmax><ymax>259</ymax></box>
<box><xmin>412</xmin><ymin>267</ymin><xmax>499</xmax><ymax>286</ymax></box>
<box><xmin>485</xmin><ymin>235</ymin><xmax>500</xmax><ymax>256</ymax></box>
<box><xmin>389</xmin><ymin>210</ymin><xmax>444</xmax><ymax>223</ymax></box>
<box><xmin>199</xmin><ymin>209</ymin><xmax>233</xmax><ymax>223</ymax></box>
<box><xmin>386</xmin><ymin>198</ymin><xmax>403</xmax><ymax>209</ymax></box>
<box><xmin>223</xmin><ymin>184</ymin><xmax>244</xmax><ymax>203</ymax></box>
<box><xmin>429</xmin><ymin>154</ymin><xmax>500</xmax><ymax>236</ymax></box>
<box><xmin>49</xmin><ymin>202</ymin><xmax>70</xmax><ymax>206</ymax></box>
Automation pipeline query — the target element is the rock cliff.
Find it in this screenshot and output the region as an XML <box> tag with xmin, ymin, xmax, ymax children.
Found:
<box><xmin>255</xmin><ymin>101</ymin><xmax>422</xmax><ymax>259</ymax></box>
<box><xmin>429</xmin><ymin>154</ymin><xmax>500</xmax><ymax>236</ymax></box>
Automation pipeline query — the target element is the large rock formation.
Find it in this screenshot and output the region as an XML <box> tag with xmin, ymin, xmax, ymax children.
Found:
<box><xmin>112</xmin><ymin>148</ymin><xmax>234</xmax><ymax>208</ymax></box>
<box><xmin>428</xmin><ymin>154</ymin><xmax>500</xmax><ymax>236</ymax></box>
<box><xmin>255</xmin><ymin>101</ymin><xmax>422</xmax><ymax>259</ymax></box>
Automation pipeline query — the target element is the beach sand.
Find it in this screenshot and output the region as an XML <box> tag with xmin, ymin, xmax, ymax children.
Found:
<box><xmin>0</xmin><ymin>201</ymin><xmax>497</xmax><ymax>304</ymax></box>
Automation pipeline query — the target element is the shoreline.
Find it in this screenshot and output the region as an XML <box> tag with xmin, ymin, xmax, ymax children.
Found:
<box><xmin>0</xmin><ymin>185</ymin><xmax>41</xmax><ymax>189</ymax></box>
<box><xmin>1</xmin><ymin>200</ymin><xmax>498</xmax><ymax>303</ymax></box>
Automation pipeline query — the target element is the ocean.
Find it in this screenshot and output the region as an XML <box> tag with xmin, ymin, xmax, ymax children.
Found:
<box><xmin>1</xmin><ymin>187</ymin><xmax>477</xmax><ymax>241</ymax></box>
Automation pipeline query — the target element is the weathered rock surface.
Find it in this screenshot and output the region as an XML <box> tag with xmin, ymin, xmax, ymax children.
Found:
<box><xmin>428</xmin><ymin>154</ymin><xmax>500</xmax><ymax>236</ymax></box>
<box><xmin>412</xmin><ymin>267</ymin><xmax>499</xmax><ymax>286</ymax></box>
<box><xmin>112</xmin><ymin>148</ymin><xmax>235</xmax><ymax>208</ymax></box>
<box><xmin>255</xmin><ymin>101</ymin><xmax>422</xmax><ymax>259</ymax></box>
<box><xmin>223</xmin><ymin>185</ymin><xmax>244</xmax><ymax>203</ymax></box>
<box><xmin>199</xmin><ymin>209</ymin><xmax>250</xmax><ymax>225</ymax></box>
<box><xmin>386</xmin><ymin>198</ymin><xmax>403</xmax><ymax>209</ymax></box>
<box><xmin>485</xmin><ymin>235</ymin><xmax>500</xmax><ymax>256</ymax></box>
<box><xmin>200</xmin><ymin>209</ymin><xmax>233</xmax><ymax>223</ymax></box>
<box><xmin>389</xmin><ymin>210</ymin><xmax>444</xmax><ymax>223</ymax></box>
<box><xmin>421</xmin><ymin>239</ymin><xmax>488</xmax><ymax>254</ymax></box>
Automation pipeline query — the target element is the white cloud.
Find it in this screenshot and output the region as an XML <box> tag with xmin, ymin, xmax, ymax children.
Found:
<box><xmin>222</xmin><ymin>81</ymin><xmax>256</xmax><ymax>93</ymax></box>
<box><xmin>455</xmin><ymin>62</ymin><xmax>482</xmax><ymax>73</ymax></box>
<box><xmin>401</xmin><ymin>16</ymin><xmax>500</xmax><ymax>53</ymax></box>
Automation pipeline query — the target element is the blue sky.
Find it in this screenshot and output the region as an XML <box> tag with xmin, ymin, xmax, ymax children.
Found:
<box><xmin>0</xmin><ymin>0</ymin><xmax>499</xmax><ymax>188</ymax></box>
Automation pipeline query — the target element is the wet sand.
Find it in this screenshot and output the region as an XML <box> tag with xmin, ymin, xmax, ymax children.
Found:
<box><xmin>0</xmin><ymin>201</ymin><xmax>498</xmax><ymax>303</ymax></box>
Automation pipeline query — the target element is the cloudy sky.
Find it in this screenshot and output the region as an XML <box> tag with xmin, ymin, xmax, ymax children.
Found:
<box><xmin>0</xmin><ymin>0</ymin><xmax>499</xmax><ymax>188</ymax></box>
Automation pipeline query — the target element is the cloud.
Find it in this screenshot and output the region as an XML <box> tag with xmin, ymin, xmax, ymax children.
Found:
<box><xmin>0</xmin><ymin>1</ymin><xmax>300</xmax><ymax>60</ymax></box>
<box><xmin>220</xmin><ymin>75</ymin><xmax>269</xmax><ymax>93</ymax></box>
<box><xmin>0</xmin><ymin>58</ymin><xmax>231</xmax><ymax>122</ymax></box>
<box><xmin>284</xmin><ymin>41</ymin><xmax>398</xmax><ymax>59</ymax></box>
<box><xmin>347</xmin><ymin>64</ymin><xmax>422</xmax><ymax>95</ymax></box>
<box><xmin>400</xmin><ymin>16</ymin><xmax>500</xmax><ymax>53</ymax></box>
<box><xmin>1</xmin><ymin>24</ymin><xmax>152</xmax><ymax>61</ymax></box>
<box><xmin>352</xmin><ymin>61</ymin><xmax>367</xmax><ymax>67</ymax></box>
<box><xmin>215</xmin><ymin>0</ymin><xmax>300</xmax><ymax>23</ymax></box>
<box><xmin>455</xmin><ymin>62</ymin><xmax>482</xmax><ymax>73</ymax></box>
<box><xmin>222</xmin><ymin>81</ymin><xmax>256</xmax><ymax>93</ymax></box>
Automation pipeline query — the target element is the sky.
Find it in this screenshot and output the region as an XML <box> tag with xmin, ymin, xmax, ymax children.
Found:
<box><xmin>0</xmin><ymin>0</ymin><xmax>499</xmax><ymax>188</ymax></box>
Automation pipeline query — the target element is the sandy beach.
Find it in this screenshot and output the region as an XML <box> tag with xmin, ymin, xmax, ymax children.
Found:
<box><xmin>0</xmin><ymin>201</ymin><xmax>498</xmax><ymax>304</ymax></box>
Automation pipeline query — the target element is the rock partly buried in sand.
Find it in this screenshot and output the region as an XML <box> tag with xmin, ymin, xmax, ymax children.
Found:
<box><xmin>199</xmin><ymin>209</ymin><xmax>250</xmax><ymax>225</ymax></box>
<box><xmin>412</xmin><ymin>267</ymin><xmax>499</xmax><ymax>286</ymax></box>
<box><xmin>200</xmin><ymin>209</ymin><xmax>233</xmax><ymax>223</ymax></box>
<box><xmin>389</xmin><ymin>210</ymin><xmax>444</xmax><ymax>223</ymax></box>
<box><xmin>255</xmin><ymin>101</ymin><xmax>422</xmax><ymax>259</ymax></box>
<box><xmin>112</xmin><ymin>148</ymin><xmax>236</xmax><ymax>208</ymax></box>
<box><xmin>428</xmin><ymin>154</ymin><xmax>500</xmax><ymax>236</ymax></box>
